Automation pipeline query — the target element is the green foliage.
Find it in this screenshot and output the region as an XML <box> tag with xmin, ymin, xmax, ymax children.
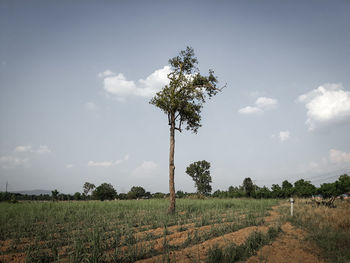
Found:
<box><xmin>73</xmin><ymin>192</ymin><xmax>82</xmax><ymax>200</ymax></box>
<box><xmin>176</xmin><ymin>190</ymin><xmax>185</xmax><ymax>198</ymax></box>
<box><xmin>282</xmin><ymin>180</ymin><xmax>294</xmax><ymax>197</ymax></box>
<box><xmin>186</xmin><ymin>160</ymin><xmax>212</xmax><ymax>195</ymax></box>
<box><xmin>118</xmin><ymin>193</ymin><xmax>128</xmax><ymax>200</ymax></box>
<box><xmin>51</xmin><ymin>189</ymin><xmax>59</xmax><ymax>201</ymax></box>
<box><xmin>127</xmin><ymin>186</ymin><xmax>147</xmax><ymax>199</ymax></box>
<box><xmin>9</xmin><ymin>195</ymin><xmax>18</xmax><ymax>204</ymax></box>
<box><xmin>336</xmin><ymin>174</ymin><xmax>350</xmax><ymax>194</ymax></box>
<box><xmin>92</xmin><ymin>183</ymin><xmax>117</xmax><ymax>201</ymax></box>
<box><xmin>83</xmin><ymin>182</ymin><xmax>96</xmax><ymax>196</ymax></box>
<box><xmin>271</xmin><ymin>184</ymin><xmax>283</xmax><ymax>198</ymax></box>
<box><xmin>150</xmin><ymin>47</ymin><xmax>222</xmax><ymax>134</ymax></box>
<box><xmin>152</xmin><ymin>192</ymin><xmax>166</xmax><ymax>199</ymax></box>
<box><xmin>317</xmin><ymin>174</ymin><xmax>350</xmax><ymax>198</ymax></box>
<box><xmin>255</xmin><ymin>186</ymin><xmax>272</xmax><ymax>199</ymax></box>
<box><xmin>294</xmin><ymin>179</ymin><xmax>316</xmax><ymax>197</ymax></box>
<box><xmin>318</xmin><ymin>182</ymin><xmax>337</xmax><ymax>198</ymax></box>
<box><xmin>206</xmin><ymin>227</ymin><xmax>281</xmax><ymax>263</ymax></box>
<box><xmin>282</xmin><ymin>180</ymin><xmax>293</xmax><ymax>190</ymax></box>
<box><xmin>243</xmin><ymin>177</ymin><xmax>254</xmax><ymax>197</ymax></box>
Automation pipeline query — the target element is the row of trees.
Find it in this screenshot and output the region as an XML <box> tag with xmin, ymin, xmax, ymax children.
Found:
<box><xmin>212</xmin><ymin>175</ymin><xmax>350</xmax><ymax>199</ymax></box>
<box><xmin>1</xmin><ymin>174</ymin><xmax>348</xmax><ymax>202</ymax></box>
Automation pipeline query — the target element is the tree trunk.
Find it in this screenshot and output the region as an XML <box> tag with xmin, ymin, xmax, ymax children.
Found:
<box><xmin>168</xmin><ymin>113</ymin><xmax>176</xmax><ymax>214</ymax></box>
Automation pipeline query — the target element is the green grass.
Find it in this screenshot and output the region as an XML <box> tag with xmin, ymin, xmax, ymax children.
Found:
<box><xmin>0</xmin><ymin>198</ymin><xmax>279</xmax><ymax>262</ymax></box>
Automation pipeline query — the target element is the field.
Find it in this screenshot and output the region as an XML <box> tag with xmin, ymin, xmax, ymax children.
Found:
<box><xmin>0</xmin><ymin>198</ymin><xmax>349</xmax><ymax>263</ymax></box>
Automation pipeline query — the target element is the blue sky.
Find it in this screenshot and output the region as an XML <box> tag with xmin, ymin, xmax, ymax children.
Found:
<box><xmin>1</xmin><ymin>0</ymin><xmax>350</xmax><ymax>194</ymax></box>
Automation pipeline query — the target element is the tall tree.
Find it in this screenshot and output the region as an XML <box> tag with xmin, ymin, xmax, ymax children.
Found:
<box><xmin>242</xmin><ymin>177</ymin><xmax>254</xmax><ymax>197</ymax></box>
<box><xmin>150</xmin><ymin>47</ymin><xmax>223</xmax><ymax>213</ymax></box>
<box><xmin>186</xmin><ymin>160</ymin><xmax>212</xmax><ymax>196</ymax></box>
<box><xmin>83</xmin><ymin>182</ymin><xmax>96</xmax><ymax>196</ymax></box>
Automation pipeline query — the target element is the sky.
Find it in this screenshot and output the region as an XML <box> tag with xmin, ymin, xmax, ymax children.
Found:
<box><xmin>1</xmin><ymin>0</ymin><xmax>350</xmax><ymax>194</ymax></box>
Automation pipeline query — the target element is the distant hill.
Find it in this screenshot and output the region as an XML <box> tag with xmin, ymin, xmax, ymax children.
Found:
<box><xmin>10</xmin><ymin>190</ymin><xmax>51</xmax><ymax>196</ymax></box>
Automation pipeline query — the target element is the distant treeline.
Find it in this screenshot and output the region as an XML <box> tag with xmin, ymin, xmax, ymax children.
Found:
<box><xmin>213</xmin><ymin>174</ymin><xmax>349</xmax><ymax>199</ymax></box>
<box><xmin>1</xmin><ymin>174</ymin><xmax>349</xmax><ymax>202</ymax></box>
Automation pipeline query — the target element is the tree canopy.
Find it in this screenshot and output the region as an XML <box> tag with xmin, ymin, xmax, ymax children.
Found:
<box><xmin>150</xmin><ymin>46</ymin><xmax>222</xmax><ymax>134</ymax></box>
<box><xmin>127</xmin><ymin>186</ymin><xmax>147</xmax><ymax>199</ymax></box>
<box><xmin>83</xmin><ymin>182</ymin><xmax>96</xmax><ymax>196</ymax></box>
<box><xmin>92</xmin><ymin>183</ymin><xmax>117</xmax><ymax>201</ymax></box>
<box><xmin>242</xmin><ymin>177</ymin><xmax>254</xmax><ymax>197</ymax></box>
<box><xmin>186</xmin><ymin>160</ymin><xmax>212</xmax><ymax>195</ymax></box>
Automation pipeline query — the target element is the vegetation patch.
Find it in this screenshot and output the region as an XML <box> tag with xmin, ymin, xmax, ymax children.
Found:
<box><xmin>282</xmin><ymin>199</ymin><xmax>350</xmax><ymax>263</ymax></box>
<box><xmin>207</xmin><ymin>226</ymin><xmax>282</xmax><ymax>263</ymax></box>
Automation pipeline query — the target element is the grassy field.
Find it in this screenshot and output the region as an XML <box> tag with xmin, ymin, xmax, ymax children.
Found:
<box><xmin>2</xmin><ymin>198</ymin><xmax>349</xmax><ymax>263</ymax></box>
<box><xmin>0</xmin><ymin>198</ymin><xmax>279</xmax><ymax>262</ymax></box>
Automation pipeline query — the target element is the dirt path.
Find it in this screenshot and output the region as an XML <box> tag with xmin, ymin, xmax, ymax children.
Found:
<box><xmin>245</xmin><ymin>205</ymin><xmax>325</xmax><ymax>263</ymax></box>
<box><xmin>245</xmin><ymin>222</ymin><xmax>325</xmax><ymax>263</ymax></box>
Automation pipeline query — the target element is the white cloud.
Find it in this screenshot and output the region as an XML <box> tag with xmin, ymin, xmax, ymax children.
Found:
<box><xmin>104</xmin><ymin>73</ymin><xmax>137</xmax><ymax>97</ymax></box>
<box><xmin>238</xmin><ymin>96</ymin><xmax>278</xmax><ymax>115</ymax></box>
<box><xmin>66</xmin><ymin>164</ymin><xmax>75</xmax><ymax>168</ymax></box>
<box><xmin>100</xmin><ymin>66</ymin><xmax>171</xmax><ymax>99</ymax></box>
<box><xmin>329</xmin><ymin>149</ymin><xmax>350</xmax><ymax>164</ymax></box>
<box><xmin>98</xmin><ymin>69</ymin><xmax>115</xmax><ymax>78</ymax></box>
<box><xmin>88</xmin><ymin>154</ymin><xmax>130</xmax><ymax>167</ymax></box>
<box><xmin>14</xmin><ymin>145</ymin><xmax>51</xmax><ymax>154</ymax></box>
<box><xmin>238</xmin><ymin>106</ymin><xmax>263</xmax><ymax>115</ymax></box>
<box><xmin>136</xmin><ymin>66</ymin><xmax>171</xmax><ymax>97</ymax></box>
<box><xmin>255</xmin><ymin>97</ymin><xmax>278</xmax><ymax>110</ymax></box>
<box><xmin>131</xmin><ymin>161</ymin><xmax>158</xmax><ymax>178</ymax></box>
<box><xmin>279</xmin><ymin>131</ymin><xmax>290</xmax><ymax>142</ymax></box>
<box><xmin>298</xmin><ymin>83</ymin><xmax>350</xmax><ymax>130</ymax></box>
<box><xmin>0</xmin><ymin>156</ymin><xmax>28</xmax><ymax>169</ymax></box>
<box><xmin>85</xmin><ymin>102</ymin><xmax>97</xmax><ymax>111</ymax></box>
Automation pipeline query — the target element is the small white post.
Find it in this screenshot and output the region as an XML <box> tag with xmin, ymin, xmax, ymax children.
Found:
<box><xmin>290</xmin><ymin>198</ymin><xmax>294</xmax><ymax>216</ymax></box>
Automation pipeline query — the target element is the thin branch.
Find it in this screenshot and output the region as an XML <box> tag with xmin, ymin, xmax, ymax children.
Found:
<box><xmin>178</xmin><ymin>118</ymin><xmax>183</xmax><ymax>131</ymax></box>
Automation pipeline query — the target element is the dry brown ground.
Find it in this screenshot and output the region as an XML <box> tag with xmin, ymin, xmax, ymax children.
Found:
<box><xmin>245</xmin><ymin>222</ymin><xmax>324</xmax><ymax>263</ymax></box>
